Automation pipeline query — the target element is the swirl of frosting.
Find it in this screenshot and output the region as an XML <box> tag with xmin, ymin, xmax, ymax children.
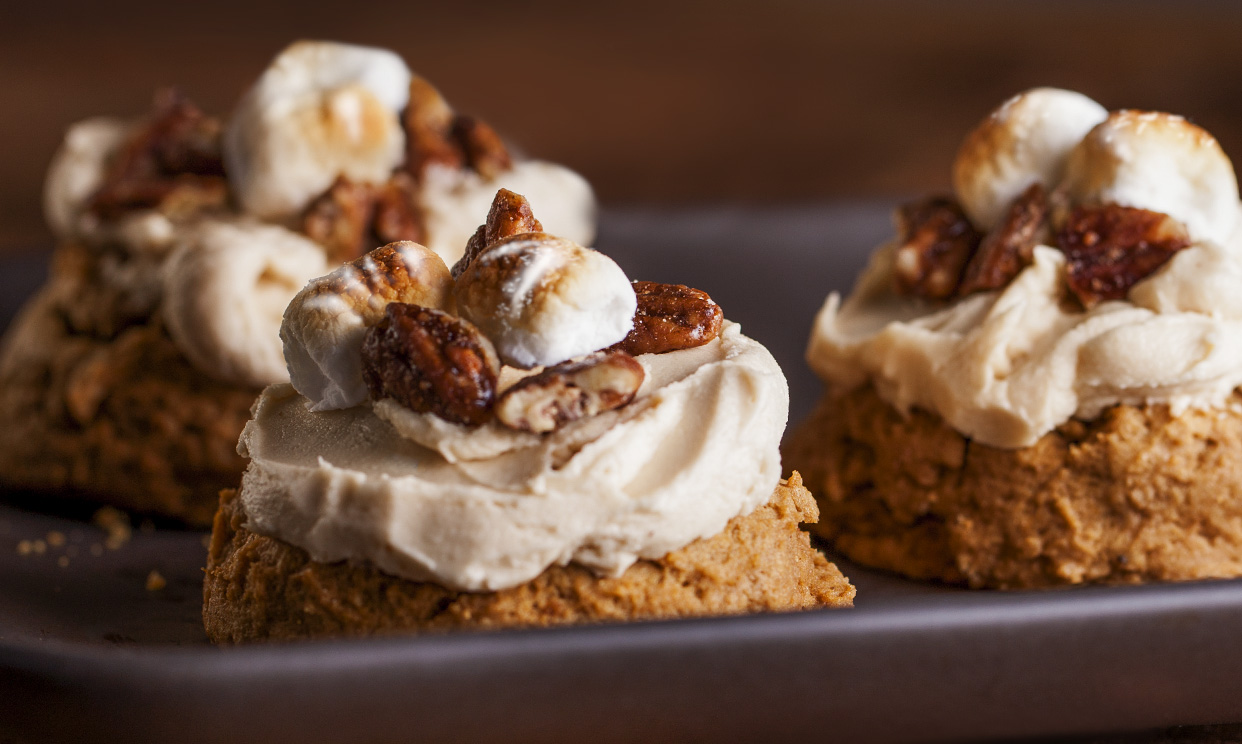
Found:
<box><xmin>237</xmin><ymin>322</ymin><xmax>789</xmax><ymax>591</ymax></box>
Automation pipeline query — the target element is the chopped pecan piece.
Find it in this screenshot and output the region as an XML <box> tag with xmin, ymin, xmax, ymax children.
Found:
<box><xmin>302</xmin><ymin>174</ymin><xmax>425</xmax><ymax>264</ymax></box>
<box><xmin>610</xmin><ymin>281</ymin><xmax>723</xmax><ymax>356</ymax></box>
<box><xmin>892</xmin><ymin>197</ymin><xmax>982</xmax><ymax>300</ymax></box>
<box><xmin>302</xmin><ymin>177</ymin><xmax>377</xmax><ymax>264</ymax></box>
<box><xmin>1057</xmin><ymin>204</ymin><xmax>1191</xmax><ymax>308</ymax></box>
<box><xmin>958</xmin><ymin>183</ymin><xmax>1049</xmax><ymax>296</ymax></box>
<box><xmin>373</xmin><ymin>172</ymin><xmax>425</xmax><ymax>246</ymax></box>
<box><xmin>451</xmin><ymin>116</ymin><xmax>512</xmax><ymax>180</ymax></box>
<box><xmin>452</xmin><ymin>188</ymin><xmax>545</xmax><ymax>277</ymax></box>
<box><xmin>89</xmin><ymin>89</ymin><xmax>227</xmax><ymax>219</ymax></box>
<box><xmin>496</xmin><ymin>350</ymin><xmax>645</xmax><ymax>434</ymax></box>
<box><xmin>361</xmin><ymin>304</ymin><xmax>499</xmax><ymax>426</ymax></box>
<box><xmin>402</xmin><ymin>78</ymin><xmax>513</xmax><ymax>182</ymax></box>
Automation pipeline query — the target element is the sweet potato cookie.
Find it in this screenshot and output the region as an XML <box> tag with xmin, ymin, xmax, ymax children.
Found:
<box><xmin>0</xmin><ymin>246</ymin><xmax>255</xmax><ymax>525</ymax></box>
<box><xmin>203</xmin><ymin>473</ymin><xmax>855</xmax><ymax>642</ymax></box>
<box><xmin>786</xmin><ymin>385</ymin><xmax>1242</xmax><ymax>589</ymax></box>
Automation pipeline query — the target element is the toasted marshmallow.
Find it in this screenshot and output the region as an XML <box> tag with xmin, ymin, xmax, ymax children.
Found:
<box><xmin>43</xmin><ymin>117</ymin><xmax>132</xmax><ymax>240</ymax></box>
<box><xmin>418</xmin><ymin>161</ymin><xmax>597</xmax><ymax>266</ymax></box>
<box><xmin>953</xmin><ymin>88</ymin><xmax>1108</xmax><ymax>230</ymax></box>
<box><xmin>281</xmin><ymin>242</ymin><xmax>453</xmax><ymax>411</ymax></box>
<box><xmin>454</xmin><ymin>234</ymin><xmax>635</xmax><ymax>368</ymax></box>
<box><xmin>1059</xmin><ymin>110</ymin><xmax>1240</xmax><ymax>245</ymax></box>
<box><xmin>224</xmin><ymin>41</ymin><xmax>411</xmax><ymax>220</ymax></box>
<box><xmin>161</xmin><ymin>218</ymin><xmax>328</xmax><ymax>388</ymax></box>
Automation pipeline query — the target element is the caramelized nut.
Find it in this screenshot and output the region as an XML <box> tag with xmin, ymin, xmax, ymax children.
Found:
<box><xmin>452</xmin><ymin>189</ymin><xmax>545</xmax><ymax>277</ymax></box>
<box><xmin>302</xmin><ymin>176</ymin><xmax>376</xmax><ymax>264</ymax></box>
<box><xmin>451</xmin><ymin>116</ymin><xmax>512</xmax><ymax>180</ymax></box>
<box><xmin>496</xmin><ymin>350</ymin><xmax>644</xmax><ymax>434</ymax></box>
<box><xmin>89</xmin><ymin>88</ymin><xmax>227</xmax><ymax>219</ymax></box>
<box><xmin>361</xmin><ymin>304</ymin><xmax>499</xmax><ymax>426</ymax></box>
<box><xmin>958</xmin><ymin>183</ymin><xmax>1049</xmax><ymax>296</ymax></box>
<box><xmin>1057</xmin><ymin>203</ymin><xmax>1191</xmax><ymax>308</ymax></box>
<box><xmin>404</xmin><ymin>77</ymin><xmax>463</xmax><ymax>176</ymax></box>
<box><xmin>610</xmin><ymin>281</ymin><xmax>723</xmax><ymax>356</ymax></box>
<box><xmin>373</xmin><ymin>172</ymin><xmax>425</xmax><ymax>246</ymax></box>
<box><xmin>892</xmin><ymin>197</ymin><xmax>982</xmax><ymax>300</ymax></box>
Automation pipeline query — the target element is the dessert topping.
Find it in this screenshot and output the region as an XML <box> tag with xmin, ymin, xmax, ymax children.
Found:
<box><xmin>404</xmin><ymin>77</ymin><xmax>512</xmax><ymax>181</ymax></box>
<box><xmin>361</xmin><ymin>304</ymin><xmax>499</xmax><ymax>426</ymax></box>
<box><xmin>1057</xmin><ymin>203</ymin><xmax>1191</xmax><ymax>308</ymax></box>
<box><xmin>302</xmin><ymin>173</ymin><xmax>425</xmax><ymax>264</ymax></box>
<box><xmin>495</xmin><ymin>350</ymin><xmax>644</xmax><ymax>433</ymax></box>
<box><xmin>281</xmin><ymin>241</ymin><xmax>453</xmax><ymax>411</ymax></box>
<box><xmin>958</xmin><ymin>183</ymin><xmax>1049</xmax><ymax>296</ymax></box>
<box><xmin>610</xmin><ymin>281</ymin><xmax>724</xmax><ymax>355</ymax></box>
<box><xmin>892</xmin><ymin>197</ymin><xmax>981</xmax><ymax>300</ymax></box>
<box><xmin>88</xmin><ymin>89</ymin><xmax>227</xmax><ymax>220</ymax></box>
<box><xmin>452</xmin><ymin>188</ymin><xmax>544</xmax><ymax>278</ymax></box>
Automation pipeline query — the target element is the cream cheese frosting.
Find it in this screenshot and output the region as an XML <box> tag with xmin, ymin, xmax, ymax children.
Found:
<box><xmin>809</xmin><ymin>225</ymin><xmax>1242</xmax><ymax>449</ymax></box>
<box><xmin>237</xmin><ymin>322</ymin><xmax>790</xmax><ymax>592</ymax></box>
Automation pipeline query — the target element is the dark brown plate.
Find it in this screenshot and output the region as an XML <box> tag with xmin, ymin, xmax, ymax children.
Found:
<box><xmin>2</xmin><ymin>206</ymin><xmax>1241</xmax><ymax>743</ymax></box>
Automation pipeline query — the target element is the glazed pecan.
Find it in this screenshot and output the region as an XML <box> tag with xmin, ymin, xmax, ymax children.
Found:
<box><xmin>610</xmin><ymin>281</ymin><xmax>723</xmax><ymax>356</ymax></box>
<box><xmin>302</xmin><ymin>177</ymin><xmax>377</xmax><ymax>264</ymax></box>
<box><xmin>452</xmin><ymin>116</ymin><xmax>512</xmax><ymax>180</ymax></box>
<box><xmin>403</xmin><ymin>77</ymin><xmax>512</xmax><ymax>181</ymax></box>
<box><xmin>496</xmin><ymin>350</ymin><xmax>645</xmax><ymax>434</ymax></box>
<box><xmin>452</xmin><ymin>188</ymin><xmax>544</xmax><ymax>277</ymax></box>
<box><xmin>958</xmin><ymin>183</ymin><xmax>1049</xmax><ymax>296</ymax></box>
<box><xmin>892</xmin><ymin>197</ymin><xmax>982</xmax><ymax>300</ymax></box>
<box><xmin>361</xmin><ymin>304</ymin><xmax>499</xmax><ymax>426</ymax></box>
<box><xmin>89</xmin><ymin>89</ymin><xmax>227</xmax><ymax>219</ymax></box>
<box><xmin>303</xmin><ymin>174</ymin><xmax>425</xmax><ymax>264</ymax></box>
<box><xmin>1057</xmin><ymin>203</ymin><xmax>1190</xmax><ymax>308</ymax></box>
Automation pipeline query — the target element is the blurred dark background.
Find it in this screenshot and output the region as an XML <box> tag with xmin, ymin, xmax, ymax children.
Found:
<box><xmin>4</xmin><ymin>0</ymin><xmax>1242</xmax><ymax>250</ymax></box>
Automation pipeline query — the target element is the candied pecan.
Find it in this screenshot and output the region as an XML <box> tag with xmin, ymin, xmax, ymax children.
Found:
<box><xmin>361</xmin><ymin>304</ymin><xmax>499</xmax><ymax>426</ymax></box>
<box><xmin>496</xmin><ymin>350</ymin><xmax>645</xmax><ymax>434</ymax></box>
<box><xmin>404</xmin><ymin>77</ymin><xmax>464</xmax><ymax>176</ymax></box>
<box><xmin>89</xmin><ymin>89</ymin><xmax>227</xmax><ymax>219</ymax></box>
<box><xmin>451</xmin><ymin>115</ymin><xmax>512</xmax><ymax>180</ymax></box>
<box><xmin>958</xmin><ymin>183</ymin><xmax>1049</xmax><ymax>296</ymax></box>
<box><xmin>373</xmin><ymin>172</ymin><xmax>425</xmax><ymax>246</ymax></box>
<box><xmin>302</xmin><ymin>177</ymin><xmax>377</xmax><ymax>264</ymax></box>
<box><xmin>610</xmin><ymin>281</ymin><xmax>723</xmax><ymax>356</ymax></box>
<box><xmin>892</xmin><ymin>197</ymin><xmax>982</xmax><ymax>300</ymax></box>
<box><xmin>1057</xmin><ymin>204</ymin><xmax>1191</xmax><ymax>308</ymax></box>
<box><xmin>451</xmin><ymin>188</ymin><xmax>544</xmax><ymax>277</ymax></box>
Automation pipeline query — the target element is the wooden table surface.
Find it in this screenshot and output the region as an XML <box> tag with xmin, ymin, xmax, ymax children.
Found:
<box><xmin>4</xmin><ymin>0</ymin><xmax>1242</xmax><ymax>251</ymax></box>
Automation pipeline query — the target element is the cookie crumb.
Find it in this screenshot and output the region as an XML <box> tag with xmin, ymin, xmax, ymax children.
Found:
<box><xmin>92</xmin><ymin>506</ymin><xmax>132</xmax><ymax>550</ymax></box>
<box><xmin>57</xmin><ymin>555</ymin><xmax>70</xmax><ymax>568</ymax></box>
<box><xmin>145</xmin><ymin>570</ymin><xmax>166</xmax><ymax>592</ymax></box>
<box><xmin>46</xmin><ymin>531</ymin><xmax>66</xmax><ymax>547</ymax></box>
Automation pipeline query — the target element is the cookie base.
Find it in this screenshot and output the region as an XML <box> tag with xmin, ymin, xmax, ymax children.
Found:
<box><xmin>203</xmin><ymin>473</ymin><xmax>855</xmax><ymax>642</ymax></box>
<box><xmin>785</xmin><ymin>385</ymin><xmax>1242</xmax><ymax>588</ymax></box>
<box><xmin>0</xmin><ymin>247</ymin><xmax>257</xmax><ymax>525</ymax></box>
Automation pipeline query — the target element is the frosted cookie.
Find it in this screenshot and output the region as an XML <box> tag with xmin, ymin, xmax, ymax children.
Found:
<box><xmin>786</xmin><ymin>88</ymin><xmax>1242</xmax><ymax>588</ymax></box>
<box><xmin>0</xmin><ymin>41</ymin><xmax>595</xmax><ymax>523</ymax></box>
<box><xmin>204</xmin><ymin>191</ymin><xmax>853</xmax><ymax>641</ymax></box>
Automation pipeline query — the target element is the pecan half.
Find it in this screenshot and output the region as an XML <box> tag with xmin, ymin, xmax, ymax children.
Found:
<box><xmin>496</xmin><ymin>351</ymin><xmax>645</xmax><ymax>434</ymax></box>
<box><xmin>302</xmin><ymin>177</ymin><xmax>377</xmax><ymax>264</ymax></box>
<box><xmin>373</xmin><ymin>172</ymin><xmax>425</xmax><ymax>246</ymax></box>
<box><xmin>958</xmin><ymin>183</ymin><xmax>1049</xmax><ymax>296</ymax></box>
<box><xmin>89</xmin><ymin>89</ymin><xmax>227</xmax><ymax>220</ymax></box>
<box><xmin>892</xmin><ymin>197</ymin><xmax>982</xmax><ymax>300</ymax></box>
<box><xmin>403</xmin><ymin>77</ymin><xmax>512</xmax><ymax>182</ymax></box>
<box><xmin>452</xmin><ymin>188</ymin><xmax>544</xmax><ymax>277</ymax></box>
<box><xmin>361</xmin><ymin>304</ymin><xmax>499</xmax><ymax>426</ymax></box>
<box><xmin>610</xmin><ymin>281</ymin><xmax>723</xmax><ymax>356</ymax></box>
<box><xmin>1057</xmin><ymin>203</ymin><xmax>1191</xmax><ymax>308</ymax></box>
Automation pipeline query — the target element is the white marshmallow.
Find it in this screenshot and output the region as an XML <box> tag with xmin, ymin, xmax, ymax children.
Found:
<box><xmin>418</xmin><ymin>160</ymin><xmax>597</xmax><ymax>266</ymax></box>
<box><xmin>224</xmin><ymin>40</ymin><xmax>411</xmax><ymax>220</ymax></box>
<box><xmin>453</xmin><ymin>235</ymin><xmax>636</xmax><ymax>368</ymax></box>
<box><xmin>1059</xmin><ymin>110</ymin><xmax>1240</xmax><ymax>245</ymax></box>
<box><xmin>43</xmin><ymin>117</ymin><xmax>131</xmax><ymax>240</ymax></box>
<box><xmin>281</xmin><ymin>242</ymin><xmax>453</xmax><ymax>411</ymax></box>
<box><xmin>161</xmin><ymin>218</ymin><xmax>328</xmax><ymax>388</ymax></box>
<box><xmin>953</xmin><ymin>88</ymin><xmax>1108</xmax><ymax>230</ymax></box>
